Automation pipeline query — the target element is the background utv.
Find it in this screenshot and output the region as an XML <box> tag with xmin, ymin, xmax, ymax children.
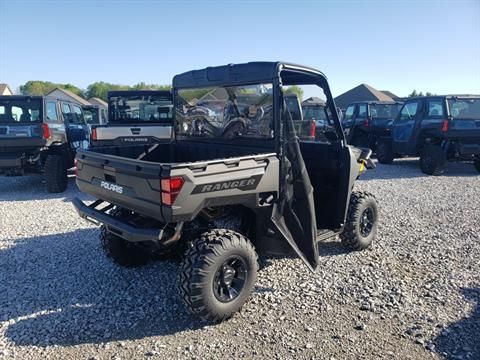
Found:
<box><xmin>0</xmin><ymin>95</ymin><xmax>89</xmax><ymax>192</ymax></box>
<box><xmin>74</xmin><ymin>62</ymin><xmax>379</xmax><ymax>322</ymax></box>
<box><xmin>376</xmin><ymin>95</ymin><xmax>480</xmax><ymax>175</ymax></box>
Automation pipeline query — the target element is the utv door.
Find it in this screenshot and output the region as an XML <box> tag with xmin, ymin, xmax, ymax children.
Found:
<box><xmin>392</xmin><ymin>100</ymin><xmax>421</xmax><ymax>155</ymax></box>
<box><xmin>62</xmin><ymin>103</ymin><xmax>90</xmax><ymax>153</ymax></box>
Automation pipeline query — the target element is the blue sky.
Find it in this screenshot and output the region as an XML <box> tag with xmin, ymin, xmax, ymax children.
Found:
<box><xmin>1</xmin><ymin>0</ymin><xmax>479</xmax><ymax>97</ymax></box>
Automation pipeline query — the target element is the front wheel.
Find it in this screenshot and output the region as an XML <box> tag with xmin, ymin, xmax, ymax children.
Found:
<box><xmin>340</xmin><ymin>192</ymin><xmax>378</xmax><ymax>250</ymax></box>
<box><xmin>376</xmin><ymin>140</ymin><xmax>394</xmax><ymax>164</ymax></box>
<box><xmin>420</xmin><ymin>145</ymin><xmax>446</xmax><ymax>176</ymax></box>
<box><xmin>178</xmin><ymin>229</ymin><xmax>258</xmax><ymax>322</ymax></box>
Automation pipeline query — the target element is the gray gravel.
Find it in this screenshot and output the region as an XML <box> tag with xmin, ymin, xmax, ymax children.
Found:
<box><xmin>1</xmin><ymin>159</ymin><xmax>479</xmax><ymax>360</ymax></box>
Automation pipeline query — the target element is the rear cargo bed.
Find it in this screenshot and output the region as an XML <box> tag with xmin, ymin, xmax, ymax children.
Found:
<box><xmin>76</xmin><ymin>140</ymin><xmax>277</xmax><ymax>222</ymax></box>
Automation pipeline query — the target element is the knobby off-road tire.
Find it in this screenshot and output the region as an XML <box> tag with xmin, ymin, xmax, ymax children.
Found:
<box><xmin>178</xmin><ymin>229</ymin><xmax>258</xmax><ymax>322</ymax></box>
<box><xmin>420</xmin><ymin>145</ymin><xmax>446</xmax><ymax>176</ymax></box>
<box><xmin>44</xmin><ymin>154</ymin><xmax>68</xmax><ymax>193</ymax></box>
<box><xmin>340</xmin><ymin>191</ymin><xmax>378</xmax><ymax>251</ymax></box>
<box><xmin>376</xmin><ymin>140</ymin><xmax>394</xmax><ymax>164</ymax></box>
<box><xmin>473</xmin><ymin>158</ymin><xmax>480</xmax><ymax>173</ymax></box>
<box><xmin>100</xmin><ymin>209</ymin><xmax>151</xmax><ymax>268</ymax></box>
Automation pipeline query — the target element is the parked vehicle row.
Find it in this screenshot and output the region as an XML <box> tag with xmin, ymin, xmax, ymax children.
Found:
<box><xmin>0</xmin><ymin>95</ymin><xmax>90</xmax><ymax>192</ymax></box>
<box><xmin>343</xmin><ymin>96</ymin><xmax>480</xmax><ymax>175</ymax></box>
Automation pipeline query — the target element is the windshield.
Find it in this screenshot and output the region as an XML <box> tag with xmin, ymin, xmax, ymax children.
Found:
<box><xmin>448</xmin><ymin>98</ymin><xmax>480</xmax><ymax>119</ymax></box>
<box><xmin>109</xmin><ymin>94</ymin><xmax>173</xmax><ymax>124</ymax></box>
<box><xmin>0</xmin><ymin>98</ymin><xmax>42</xmax><ymax>123</ymax></box>
<box><xmin>83</xmin><ymin>107</ymin><xmax>99</xmax><ymax>124</ymax></box>
<box><xmin>370</xmin><ymin>103</ymin><xmax>402</xmax><ymax>119</ymax></box>
<box><xmin>176</xmin><ymin>84</ymin><xmax>274</xmax><ymax>140</ymax></box>
<box><xmin>303</xmin><ymin>105</ymin><xmax>327</xmax><ymax>121</ymax></box>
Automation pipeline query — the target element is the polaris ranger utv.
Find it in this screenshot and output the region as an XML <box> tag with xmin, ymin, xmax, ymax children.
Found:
<box><xmin>342</xmin><ymin>101</ymin><xmax>403</xmax><ymax>151</ymax></box>
<box><xmin>376</xmin><ymin>95</ymin><xmax>480</xmax><ymax>175</ymax></box>
<box><xmin>0</xmin><ymin>95</ymin><xmax>89</xmax><ymax>192</ymax></box>
<box><xmin>90</xmin><ymin>90</ymin><xmax>173</xmax><ymax>147</ymax></box>
<box><xmin>73</xmin><ymin>62</ymin><xmax>378</xmax><ymax>322</ymax></box>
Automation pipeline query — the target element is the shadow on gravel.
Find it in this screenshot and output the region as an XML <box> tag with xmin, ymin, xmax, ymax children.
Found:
<box><xmin>0</xmin><ymin>175</ymin><xmax>92</xmax><ymax>202</ymax></box>
<box><xmin>1</xmin><ymin>229</ymin><xmax>204</xmax><ymax>347</ymax></box>
<box><xmin>433</xmin><ymin>288</ymin><xmax>480</xmax><ymax>360</ymax></box>
<box><xmin>317</xmin><ymin>239</ymin><xmax>350</xmax><ymax>257</ymax></box>
<box><xmin>360</xmin><ymin>159</ymin><xmax>478</xmax><ymax>181</ymax></box>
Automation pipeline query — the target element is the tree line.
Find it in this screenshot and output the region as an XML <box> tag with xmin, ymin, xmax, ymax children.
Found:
<box><xmin>19</xmin><ymin>81</ymin><xmax>171</xmax><ymax>101</ymax></box>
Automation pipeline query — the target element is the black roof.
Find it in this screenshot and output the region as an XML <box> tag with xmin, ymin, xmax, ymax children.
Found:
<box><xmin>348</xmin><ymin>100</ymin><xmax>403</xmax><ymax>105</ymax></box>
<box><xmin>172</xmin><ymin>62</ymin><xmax>328</xmax><ymax>89</ymax></box>
<box><xmin>108</xmin><ymin>90</ymin><xmax>171</xmax><ymax>97</ymax></box>
<box><xmin>0</xmin><ymin>95</ymin><xmax>45</xmax><ymax>100</ymax></box>
<box><xmin>404</xmin><ymin>94</ymin><xmax>480</xmax><ymax>101</ymax></box>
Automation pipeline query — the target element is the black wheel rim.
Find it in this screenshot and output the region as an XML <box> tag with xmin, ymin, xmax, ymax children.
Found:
<box><xmin>359</xmin><ymin>207</ymin><xmax>375</xmax><ymax>237</ymax></box>
<box><xmin>213</xmin><ymin>256</ymin><xmax>247</xmax><ymax>303</ymax></box>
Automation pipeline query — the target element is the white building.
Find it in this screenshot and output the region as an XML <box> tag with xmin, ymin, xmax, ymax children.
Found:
<box><xmin>0</xmin><ymin>84</ymin><xmax>13</xmax><ymax>96</ymax></box>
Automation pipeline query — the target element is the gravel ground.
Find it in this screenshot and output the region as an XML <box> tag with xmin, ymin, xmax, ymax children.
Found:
<box><xmin>1</xmin><ymin>159</ymin><xmax>479</xmax><ymax>360</ymax></box>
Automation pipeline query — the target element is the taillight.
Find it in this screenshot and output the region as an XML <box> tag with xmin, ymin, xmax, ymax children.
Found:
<box><xmin>42</xmin><ymin>123</ymin><xmax>50</xmax><ymax>139</ymax></box>
<box><xmin>310</xmin><ymin>120</ymin><xmax>316</xmax><ymax>138</ymax></box>
<box><xmin>91</xmin><ymin>128</ymin><xmax>97</xmax><ymax>141</ymax></box>
<box><xmin>161</xmin><ymin>176</ymin><xmax>184</xmax><ymax>206</ymax></box>
<box><xmin>363</xmin><ymin>118</ymin><xmax>370</xmax><ymax>127</ymax></box>
<box><xmin>441</xmin><ymin>119</ymin><xmax>449</xmax><ymax>132</ymax></box>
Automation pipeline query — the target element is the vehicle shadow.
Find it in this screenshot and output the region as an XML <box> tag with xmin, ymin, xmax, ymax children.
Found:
<box><xmin>361</xmin><ymin>158</ymin><xmax>478</xmax><ymax>181</ymax></box>
<box><xmin>433</xmin><ymin>288</ymin><xmax>480</xmax><ymax>359</ymax></box>
<box><xmin>1</xmin><ymin>229</ymin><xmax>204</xmax><ymax>347</ymax></box>
<box><xmin>0</xmin><ymin>175</ymin><xmax>92</xmax><ymax>202</ymax></box>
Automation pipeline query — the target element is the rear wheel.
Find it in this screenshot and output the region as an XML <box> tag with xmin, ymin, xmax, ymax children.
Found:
<box><xmin>420</xmin><ymin>145</ymin><xmax>446</xmax><ymax>176</ymax></box>
<box><xmin>100</xmin><ymin>208</ymin><xmax>151</xmax><ymax>267</ymax></box>
<box><xmin>474</xmin><ymin>158</ymin><xmax>480</xmax><ymax>173</ymax></box>
<box><xmin>376</xmin><ymin>140</ymin><xmax>394</xmax><ymax>164</ymax></box>
<box><xmin>340</xmin><ymin>192</ymin><xmax>378</xmax><ymax>250</ymax></box>
<box><xmin>178</xmin><ymin>229</ymin><xmax>258</xmax><ymax>322</ymax></box>
<box><xmin>44</xmin><ymin>154</ymin><xmax>67</xmax><ymax>193</ymax></box>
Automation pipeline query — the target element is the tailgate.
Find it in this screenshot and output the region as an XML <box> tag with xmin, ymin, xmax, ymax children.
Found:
<box><xmin>92</xmin><ymin>124</ymin><xmax>172</xmax><ymax>147</ymax></box>
<box><xmin>447</xmin><ymin>118</ymin><xmax>480</xmax><ymax>139</ymax></box>
<box><xmin>0</xmin><ymin>124</ymin><xmax>45</xmax><ymax>151</ymax></box>
<box><xmin>75</xmin><ymin>149</ymin><xmax>165</xmax><ymax>221</ymax></box>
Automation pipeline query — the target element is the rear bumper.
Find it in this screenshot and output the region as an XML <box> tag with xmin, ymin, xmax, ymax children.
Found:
<box><xmin>72</xmin><ymin>198</ymin><xmax>162</xmax><ymax>242</ymax></box>
<box><xmin>457</xmin><ymin>143</ymin><xmax>480</xmax><ymax>156</ymax></box>
<box><xmin>0</xmin><ymin>154</ymin><xmax>23</xmax><ymax>169</ymax></box>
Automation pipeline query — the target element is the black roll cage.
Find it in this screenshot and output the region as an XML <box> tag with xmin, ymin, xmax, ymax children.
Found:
<box><xmin>171</xmin><ymin>62</ymin><xmax>347</xmax><ymax>152</ymax></box>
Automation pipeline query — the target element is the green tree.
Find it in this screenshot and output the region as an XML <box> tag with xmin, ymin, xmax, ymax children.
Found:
<box><xmin>284</xmin><ymin>85</ymin><xmax>304</xmax><ymax>102</ymax></box>
<box><xmin>20</xmin><ymin>81</ymin><xmax>84</xmax><ymax>97</ymax></box>
<box><xmin>86</xmin><ymin>82</ymin><xmax>171</xmax><ymax>101</ymax></box>
<box><xmin>131</xmin><ymin>82</ymin><xmax>171</xmax><ymax>91</ymax></box>
<box><xmin>408</xmin><ymin>90</ymin><xmax>435</xmax><ymax>98</ymax></box>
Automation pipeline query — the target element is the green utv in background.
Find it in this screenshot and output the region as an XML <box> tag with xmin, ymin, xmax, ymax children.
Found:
<box><xmin>0</xmin><ymin>95</ymin><xmax>89</xmax><ymax>192</ymax></box>
<box><xmin>73</xmin><ymin>62</ymin><xmax>378</xmax><ymax>322</ymax></box>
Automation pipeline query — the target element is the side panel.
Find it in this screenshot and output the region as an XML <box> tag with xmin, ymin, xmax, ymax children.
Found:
<box><xmin>169</xmin><ymin>155</ymin><xmax>279</xmax><ymax>221</ymax></box>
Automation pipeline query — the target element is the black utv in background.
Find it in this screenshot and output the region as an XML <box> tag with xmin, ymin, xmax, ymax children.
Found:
<box><xmin>0</xmin><ymin>95</ymin><xmax>89</xmax><ymax>192</ymax></box>
<box><xmin>90</xmin><ymin>90</ymin><xmax>173</xmax><ymax>147</ymax></box>
<box><xmin>342</xmin><ymin>101</ymin><xmax>403</xmax><ymax>151</ymax></box>
<box><xmin>376</xmin><ymin>95</ymin><xmax>480</xmax><ymax>175</ymax></box>
<box><xmin>74</xmin><ymin>61</ymin><xmax>378</xmax><ymax>322</ymax></box>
